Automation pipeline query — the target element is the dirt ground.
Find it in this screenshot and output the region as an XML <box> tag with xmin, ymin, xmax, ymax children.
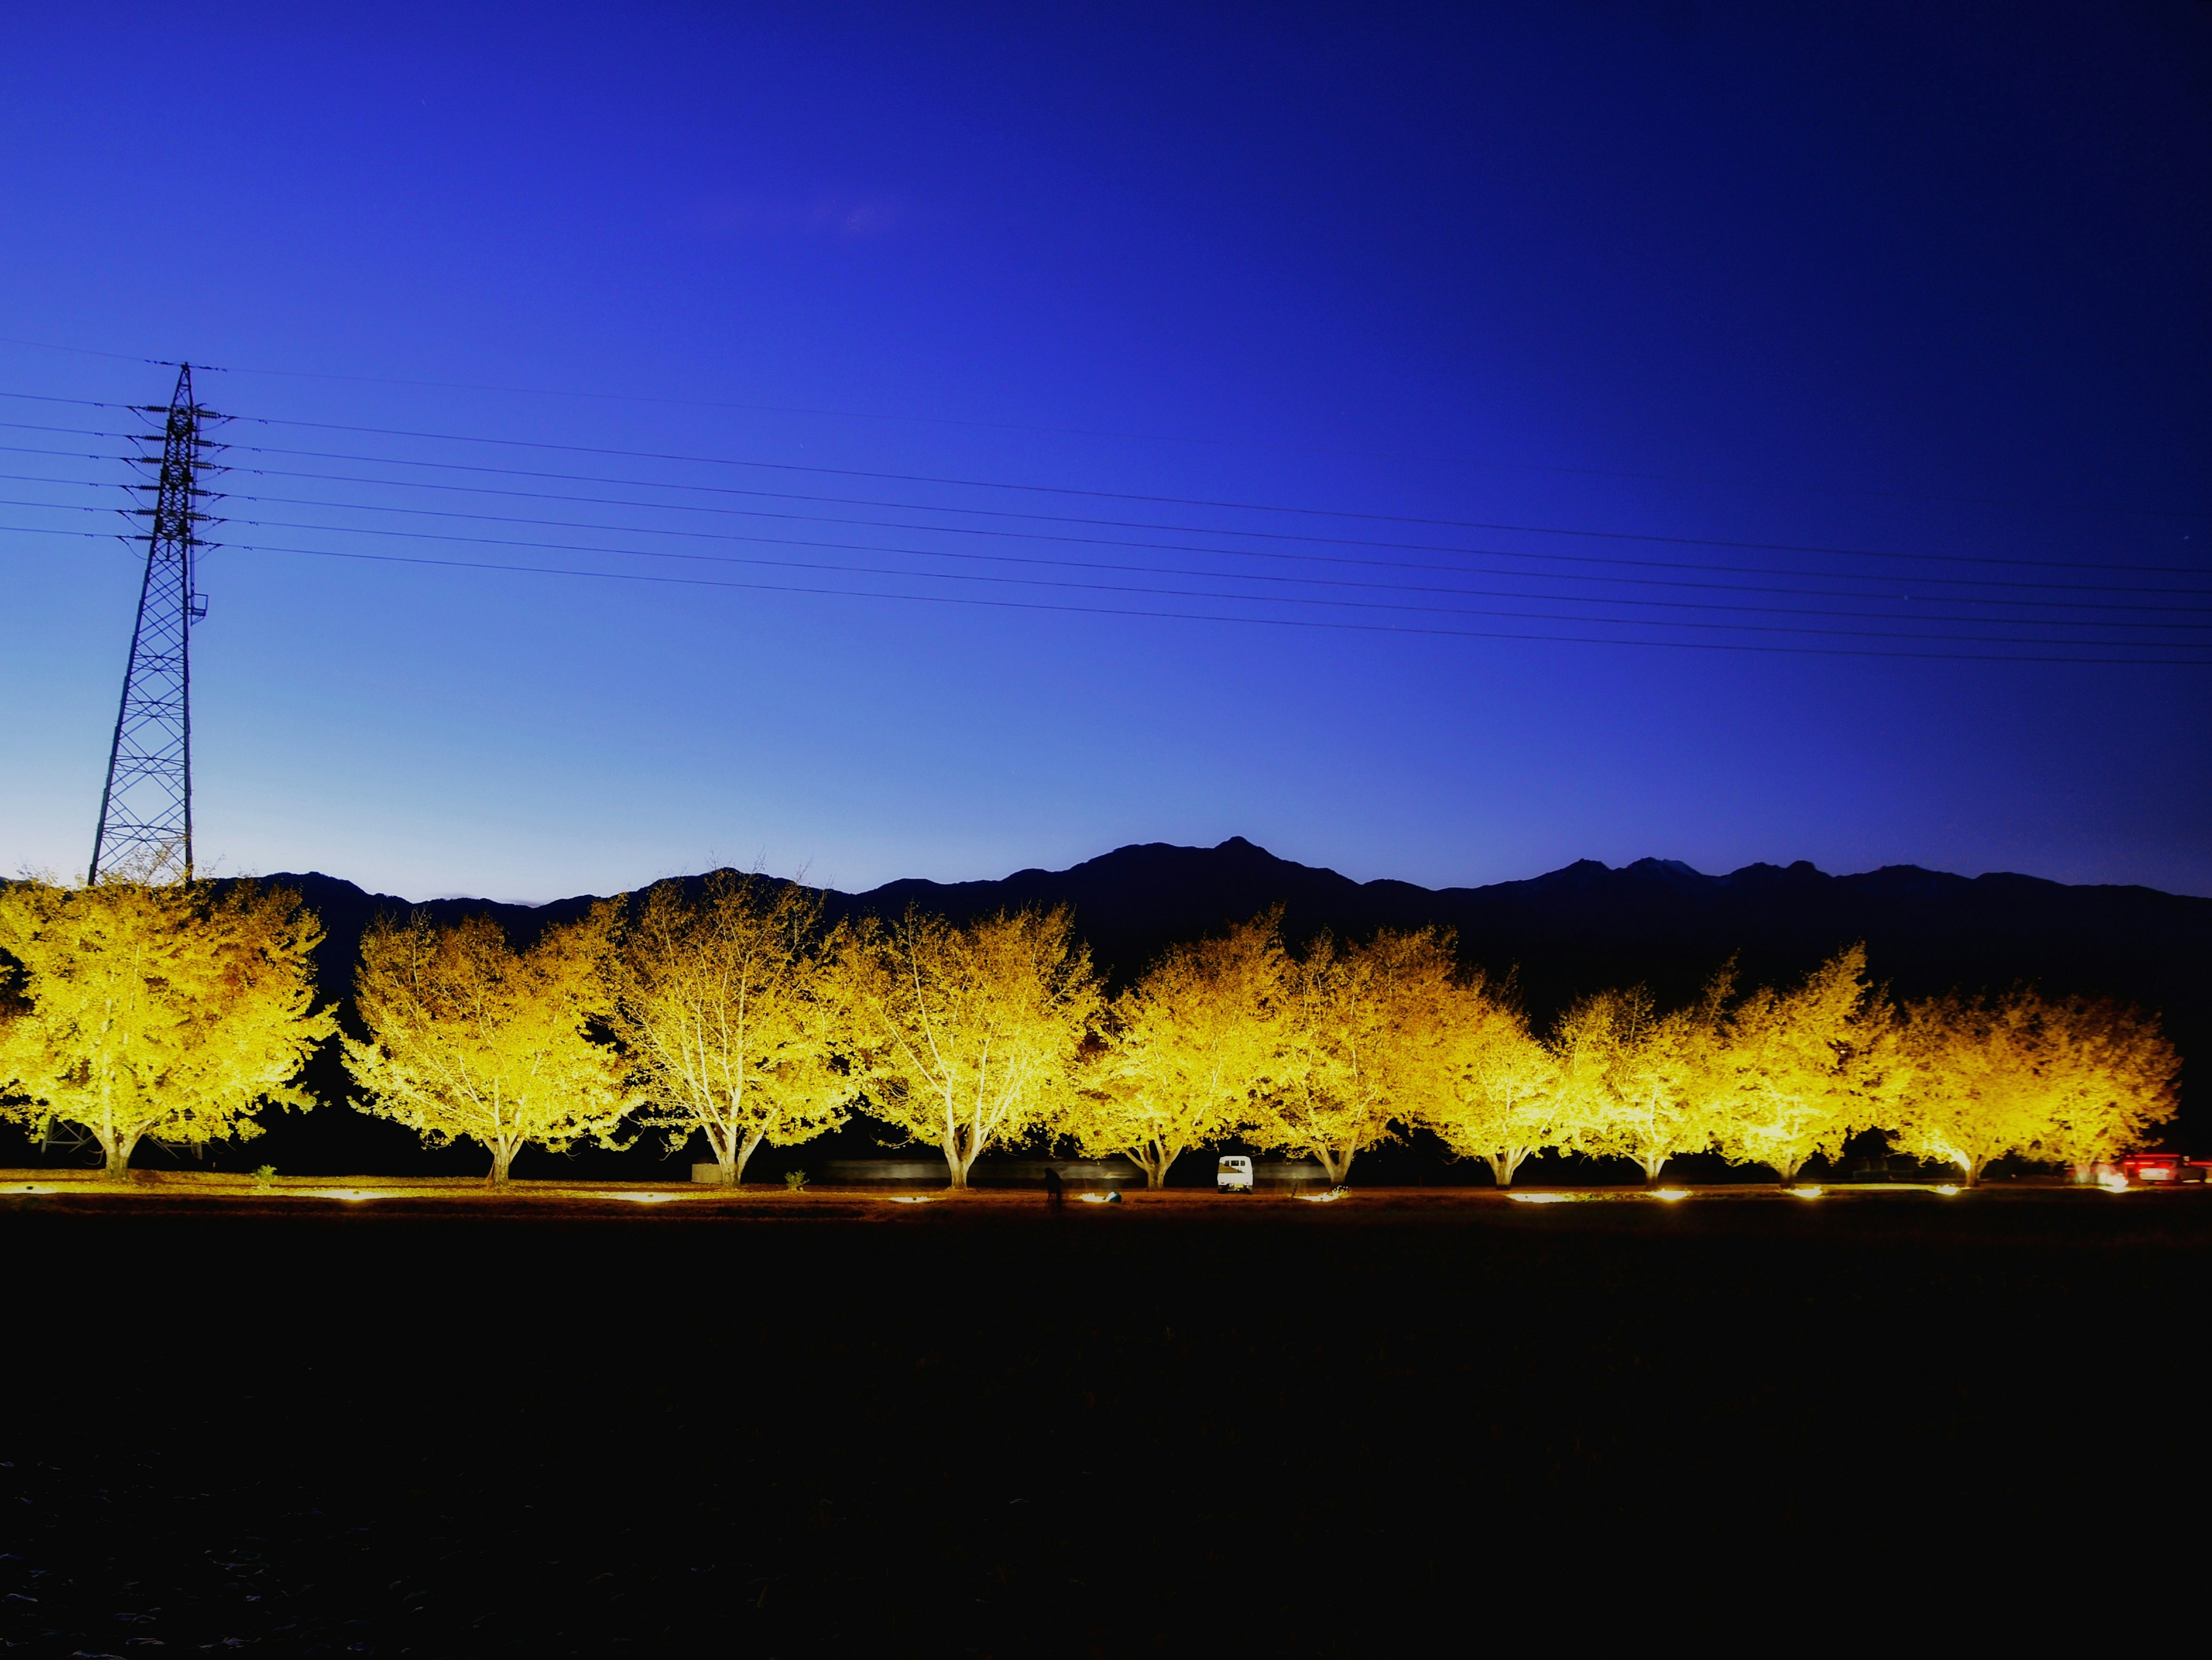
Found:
<box><xmin>3</xmin><ymin>1182</ymin><xmax>2203</xmax><ymax>1654</ymax></box>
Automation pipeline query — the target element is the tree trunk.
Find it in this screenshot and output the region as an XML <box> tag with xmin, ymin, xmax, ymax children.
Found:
<box><xmin>1137</xmin><ymin>1143</ymin><xmax>1174</xmax><ymax>1189</ymax></box>
<box><xmin>1641</xmin><ymin>1157</ymin><xmax>1669</xmax><ymax>1188</ymax></box>
<box><xmin>1776</xmin><ymin>1155</ymin><xmax>1805</xmax><ymax>1185</ymax></box>
<box><xmin>489</xmin><ymin>1143</ymin><xmax>517</xmax><ymax>1183</ymax></box>
<box><xmin>944</xmin><ymin>1145</ymin><xmax>969</xmax><ymax>1189</ymax></box>
<box><xmin>1317</xmin><ymin>1147</ymin><xmax>1354</xmax><ymax>1185</ymax></box>
<box><xmin>102</xmin><ymin>1134</ymin><xmax>135</xmax><ymax>1180</ymax></box>
<box><xmin>728</xmin><ymin>1129</ymin><xmax>766</xmax><ymax>1188</ymax></box>
<box><xmin>1961</xmin><ymin>1156</ymin><xmax>1983</xmax><ymax>1189</ymax></box>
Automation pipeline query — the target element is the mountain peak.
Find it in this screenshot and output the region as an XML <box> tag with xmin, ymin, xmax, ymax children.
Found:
<box><xmin>1625</xmin><ymin>857</ymin><xmax>1706</xmax><ymax>879</ymax></box>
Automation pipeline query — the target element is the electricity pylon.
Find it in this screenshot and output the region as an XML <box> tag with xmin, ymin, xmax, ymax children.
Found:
<box><xmin>88</xmin><ymin>364</ymin><xmax>222</xmax><ymax>884</ymax></box>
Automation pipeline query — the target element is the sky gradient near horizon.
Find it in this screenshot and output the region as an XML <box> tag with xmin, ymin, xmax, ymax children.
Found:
<box><xmin>2</xmin><ymin>5</ymin><xmax>2207</xmax><ymax>902</ymax></box>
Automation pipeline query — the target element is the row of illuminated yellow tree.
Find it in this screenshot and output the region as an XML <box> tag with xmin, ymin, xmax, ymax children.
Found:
<box><xmin>0</xmin><ymin>872</ymin><xmax>2179</xmax><ymax>1187</ymax></box>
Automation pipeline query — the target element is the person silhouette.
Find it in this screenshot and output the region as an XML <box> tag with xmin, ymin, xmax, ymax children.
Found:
<box><xmin>1043</xmin><ymin>1166</ymin><xmax>1064</xmax><ymax>1209</ymax></box>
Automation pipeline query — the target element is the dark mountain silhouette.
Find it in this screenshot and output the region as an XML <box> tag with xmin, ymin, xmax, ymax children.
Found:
<box><xmin>825</xmin><ymin>841</ymin><xmax>2208</xmax><ymax>1143</ymax></box>
<box><xmin>14</xmin><ymin>838</ymin><xmax>2202</xmax><ymax>1175</ymax></box>
<box><xmin>828</xmin><ymin>836</ymin><xmax>2211</xmax><ymax>1026</ymax></box>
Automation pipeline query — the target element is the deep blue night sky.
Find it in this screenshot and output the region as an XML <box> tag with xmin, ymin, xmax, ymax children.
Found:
<box><xmin>2</xmin><ymin>4</ymin><xmax>2206</xmax><ymax>900</ymax></box>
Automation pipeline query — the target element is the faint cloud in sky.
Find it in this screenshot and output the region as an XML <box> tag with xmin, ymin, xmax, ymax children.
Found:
<box><xmin>690</xmin><ymin>194</ymin><xmax>915</xmax><ymax>240</ymax></box>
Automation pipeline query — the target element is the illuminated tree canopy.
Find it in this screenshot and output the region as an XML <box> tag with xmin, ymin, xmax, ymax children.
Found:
<box><xmin>3</xmin><ymin>873</ymin><xmax>2182</xmax><ymax>1192</ymax></box>
<box><xmin>344</xmin><ymin>903</ymin><xmax>633</xmax><ymax>1182</ymax></box>
<box><xmin>0</xmin><ymin>876</ymin><xmax>334</xmax><ymax>1177</ymax></box>
<box><xmin>1247</xmin><ymin>926</ymin><xmax>1457</xmax><ymax>1185</ymax></box>
<box><xmin>1421</xmin><ymin>973</ymin><xmax>1558</xmax><ymax>1188</ymax></box>
<box><xmin>1711</xmin><ymin>946</ymin><xmax>1897</xmax><ymax>1182</ymax></box>
<box><xmin>838</xmin><ymin>906</ymin><xmax>1100</xmax><ymax>1188</ymax></box>
<box><xmin>1549</xmin><ymin>977</ymin><xmax>1729</xmax><ymax>1186</ymax></box>
<box><xmin>612</xmin><ymin>873</ymin><xmax>850</xmax><ymax>1186</ymax></box>
<box><xmin>1068</xmin><ymin>909</ymin><xmax>1287</xmax><ymax>1188</ymax></box>
<box><xmin>1890</xmin><ymin>987</ymin><xmax>2176</xmax><ymax>1185</ymax></box>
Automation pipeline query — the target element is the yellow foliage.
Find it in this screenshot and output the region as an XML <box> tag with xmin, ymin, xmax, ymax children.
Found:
<box><xmin>1248</xmin><ymin>927</ymin><xmax>1457</xmax><ymax>1185</ymax></box>
<box><xmin>1068</xmin><ymin>910</ymin><xmax>1287</xmax><ymax>1187</ymax></box>
<box><xmin>611</xmin><ymin>873</ymin><xmax>850</xmax><ymax>1186</ymax></box>
<box><xmin>1890</xmin><ymin>988</ymin><xmax>2176</xmax><ymax>1185</ymax></box>
<box><xmin>1420</xmin><ymin>974</ymin><xmax>1559</xmax><ymax>1188</ymax></box>
<box><xmin>1550</xmin><ymin>976</ymin><xmax>1729</xmax><ymax>1185</ymax></box>
<box><xmin>1712</xmin><ymin>946</ymin><xmax>1897</xmax><ymax>1181</ymax></box>
<box><xmin>0</xmin><ymin>876</ymin><xmax>333</xmax><ymax>1177</ymax></box>
<box><xmin>343</xmin><ymin>903</ymin><xmax>632</xmax><ymax>1182</ymax></box>
<box><xmin>838</xmin><ymin>906</ymin><xmax>1100</xmax><ymax>1188</ymax></box>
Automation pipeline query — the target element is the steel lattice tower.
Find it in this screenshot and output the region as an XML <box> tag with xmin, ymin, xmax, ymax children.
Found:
<box><xmin>89</xmin><ymin>365</ymin><xmax>222</xmax><ymax>884</ymax></box>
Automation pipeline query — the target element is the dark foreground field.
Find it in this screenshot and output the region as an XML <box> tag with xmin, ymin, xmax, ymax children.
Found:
<box><xmin>3</xmin><ymin>1188</ymin><xmax>2206</xmax><ymax>1654</ymax></box>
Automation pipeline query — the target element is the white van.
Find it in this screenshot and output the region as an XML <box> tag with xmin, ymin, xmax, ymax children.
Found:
<box><xmin>1217</xmin><ymin>1156</ymin><xmax>1254</xmax><ymax>1192</ymax></box>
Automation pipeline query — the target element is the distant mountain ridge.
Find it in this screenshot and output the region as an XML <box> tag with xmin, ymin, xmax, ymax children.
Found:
<box><xmin>262</xmin><ymin>831</ymin><xmax>2207</xmax><ymax>1053</ymax></box>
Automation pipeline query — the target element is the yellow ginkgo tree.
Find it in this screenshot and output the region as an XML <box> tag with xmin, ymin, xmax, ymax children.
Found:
<box><xmin>1248</xmin><ymin>926</ymin><xmax>1457</xmax><ymax>1186</ymax></box>
<box><xmin>1889</xmin><ymin>987</ymin><xmax>2175</xmax><ymax>1185</ymax></box>
<box><xmin>344</xmin><ymin>903</ymin><xmax>633</xmax><ymax>1182</ymax></box>
<box><xmin>837</xmin><ymin>906</ymin><xmax>1100</xmax><ymax>1188</ymax></box>
<box><xmin>0</xmin><ymin>875</ymin><xmax>334</xmax><ymax>1177</ymax></box>
<box><xmin>1712</xmin><ymin>946</ymin><xmax>1897</xmax><ymax>1183</ymax></box>
<box><xmin>1069</xmin><ymin>909</ymin><xmax>1287</xmax><ymax>1188</ymax></box>
<box><xmin>1422</xmin><ymin>974</ymin><xmax>1559</xmax><ymax>1188</ymax></box>
<box><xmin>1550</xmin><ymin>977</ymin><xmax>1730</xmax><ymax>1186</ymax></box>
<box><xmin>2033</xmin><ymin>996</ymin><xmax>2179</xmax><ymax>1171</ymax></box>
<box><xmin>611</xmin><ymin>872</ymin><xmax>851</xmax><ymax>1186</ymax></box>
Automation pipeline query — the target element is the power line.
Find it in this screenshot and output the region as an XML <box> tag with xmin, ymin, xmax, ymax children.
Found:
<box><xmin>8</xmin><ymin>518</ymin><xmax>2205</xmax><ymax>654</ymax></box>
<box><xmin>0</xmin><ymin>335</ymin><xmax>206</xmax><ymax>371</ymax></box>
<box><xmin>2</xmin><ymin>392</ymin><xmax>2207</xmax><ymax>576</ymax></box>
<box><xmin>0</xmin><ymin>387</ymin><xmax>2200</xmax><ymax>664</ymax></box>
<box><xmin>5</xmin><ymin>417</ymin><xmax>2206</xmax><ymax>595</ymax></box>
<box><xmin>161</xmin><ymin>497</ymin><xmax>2212</xmax><ymax>623</ymax></box>
<box><xmin>14</xmin><ymin>516</ymin><xmax>2205</xmax><ymax>661</ymax></box>
<box><xmin>224</xmin><ymin>409</ymin><xmax>2212</xmax><ymax>569</ymax></box>
<box><xmin>216</xmin><ymin>540</ymin><xmax>2212</xmax><ymax>667</ymax></box>
<box><xmin>9</xmin><ymin>483</ymin><xmax>2210</xmax><ymax>629</ymax></box>
<box><xmin>2</xmin><ymin>331</ymin><xmax>2202</xmax><ymax>522</ymax></box>
<box><xmin>137</xmin><ymin>464</ymin><xmax>2212</xmax><ymax>598</ymax></box>
<box><xmin>168</xmin><ymin>519</ymin><xmax>2212</xmax><ymax>641</ymax></box>
<box><xmin>11</xmin><ymin>477</ymin><xmax>2212</xmax><ymax>630</ymax></box>
<box><xmin>204</xmin><ymin>443</ymin><xmax>2212</xmax><ymax>589</ymax></box>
